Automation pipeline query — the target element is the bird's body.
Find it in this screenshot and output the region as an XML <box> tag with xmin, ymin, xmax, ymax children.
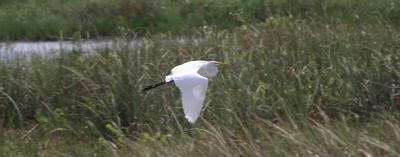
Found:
<box><xmin>143</xmin><ymin>60</ymin><xmax>224</xmax><ymax>123</ymax></box>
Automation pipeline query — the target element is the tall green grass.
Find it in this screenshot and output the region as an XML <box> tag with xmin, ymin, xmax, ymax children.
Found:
<box><xmin>3</xmin><ymin>115</ymin><xmax>400</xmax><ymax>156</ymax></box>
<box><xmin>0</xmin><ymin>0</ymin><xmax>399</xmax><ymax>40</ymax></box>
<box><xmin>0</xmin><ymin>15</ymin><xmax>399</xmax><ymax>156</ymax></box>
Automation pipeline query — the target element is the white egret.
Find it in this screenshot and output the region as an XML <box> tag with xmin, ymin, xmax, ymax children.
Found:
<box><xmin>142</xmin><ymin>61</ymin><xmax>226</xmax><ymax>123</ymax></box>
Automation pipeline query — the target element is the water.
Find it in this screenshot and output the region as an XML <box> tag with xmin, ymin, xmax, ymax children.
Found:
<box><xmin>0</xmin><ymin>37</ymin><xmax>200</xmax><ymax>60</ymax></box>
<box><xmin>0</xmin><ymin>40</ymin><xmax>115</xmax><ymax>60</ymax></box>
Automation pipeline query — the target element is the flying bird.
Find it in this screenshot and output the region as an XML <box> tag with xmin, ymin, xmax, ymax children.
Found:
<box><xmin>142</xmin><ymin>60</ymin><xmax>226</xmax><ymax>123</ymax></box>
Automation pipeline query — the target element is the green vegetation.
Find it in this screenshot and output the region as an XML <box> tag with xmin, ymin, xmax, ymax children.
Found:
<box><xmin>1</xmin><ymin>0</ymin><xmax>400</xmax><ymax>156</ymax></box>
<box><xmin>0</xmin><ymin>0</ymin><xmax>399</xmax><ymax>40</ymax></box>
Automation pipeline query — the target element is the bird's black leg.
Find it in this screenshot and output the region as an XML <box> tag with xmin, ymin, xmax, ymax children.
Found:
<box><xmin>142</xmin><ymin>81</ymin><xmax>166</xmax><ymax>92</ymax></box>
<box><xmin>142</xmin><ymin>80</ymin><xmax>174</xmax><ymax>92</ymax></box>
<box><xmin>166</xmin><ymin>80</ymin><xmax>175</xmax><ymax>86</ymax></box>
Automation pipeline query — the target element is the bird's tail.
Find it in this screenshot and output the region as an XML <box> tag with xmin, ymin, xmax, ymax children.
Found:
<box><xmin>142</xmin><ymin>80</ymin><xmax>173</xmax><ymax>92</ymax></box>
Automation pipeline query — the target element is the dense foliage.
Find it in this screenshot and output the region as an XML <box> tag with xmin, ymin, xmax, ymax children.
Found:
<box><xmin>0</xmin><ymin>0</ymin><xmax>399</xmax><ymax>40</ymax></box>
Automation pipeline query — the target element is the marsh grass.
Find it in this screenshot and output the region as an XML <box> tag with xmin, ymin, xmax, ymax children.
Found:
<box><xmin>2</xmin><ymin>113</ymin><xmax>400</xmax><ymax>156</ymax></box>
<box><xmin>0</xmin><ymin>0</ymin><xmax>399</xmax><ymax>40</ymax></box>
<box><xmin>0</xmin><ymin>14</ymin><xmax>399</xmax><ymax>156</ymax></box>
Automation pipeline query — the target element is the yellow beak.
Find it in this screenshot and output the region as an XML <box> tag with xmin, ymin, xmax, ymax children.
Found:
<box><xmin>216</xmin><ymin>61</ymin><xmax>228</xmax><ymax>65</ymax></box>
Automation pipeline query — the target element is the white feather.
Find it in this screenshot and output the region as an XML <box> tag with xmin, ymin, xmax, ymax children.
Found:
<box><xmin>172</xmin><ymin>72</ymin><xmax>208</xmax><ymax>123</ymax></box>
<box><xmin>170</xmin><ymin>61</ymin><xmax>207</xmax><ymax>74</ymax></box>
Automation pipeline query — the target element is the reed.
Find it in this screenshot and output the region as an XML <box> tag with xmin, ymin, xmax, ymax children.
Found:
<box><xmin>0</xmin><ymin>0</ymin><xmax>399</xmax><ymax>40</ymax></box>
<box><xmin>0</xmin><ymin>0</ymin><xmax>399</xmax><ymax>156</ymax></box>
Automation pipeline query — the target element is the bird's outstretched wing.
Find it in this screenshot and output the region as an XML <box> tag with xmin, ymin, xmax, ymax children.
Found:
<box><xmin>173</xmin><ymin>73</ymin><xmax>208</xmax><ymax>123</ymax></box>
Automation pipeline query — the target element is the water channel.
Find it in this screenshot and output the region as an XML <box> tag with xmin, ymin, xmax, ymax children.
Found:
<box><xmin>0</xmin><ymin>37</ymin><xmax>199</xmax><ymax>60</ymax></box>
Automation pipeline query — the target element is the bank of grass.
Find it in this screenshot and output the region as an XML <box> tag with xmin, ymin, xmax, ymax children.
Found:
<box><xmin>2</xmin><ymin>114</ymin><xmax>400</xmax><ymax>156</ymax></box>
<box><xmin>0</xmin><ymin>0</ymin><xmax>400</xmax><ymax>40</ymax></box>
<box><xmin>0</xmin><ymin>15</ymin><xmax>399</xmax><ymax>156</ymax></box>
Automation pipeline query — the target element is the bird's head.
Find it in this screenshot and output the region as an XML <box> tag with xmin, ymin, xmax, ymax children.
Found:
<box><xmin>198</xmin><ymin>61</ymin><xmax>227</xmax><ymax>78</ymax></box>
